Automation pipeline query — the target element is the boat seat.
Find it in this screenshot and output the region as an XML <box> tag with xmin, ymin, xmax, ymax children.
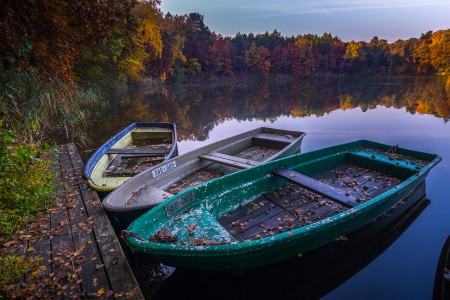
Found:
<box><xmin>199</xmin><ymin>152</ymin><xmax>259</xmax><ymax>169</ymax></box>
<box><xmin>272</xmin><ymin>168</ymin><xmax>359</xmax><ymax>208</ymax></box>
<box><xmin>105</xmin><ymin>148</ymin><xmax>168</xmax><ymax>156</ymax></box>
<box><xmin>252</xmin><ymin>134</ymin><xmax>292</xmax><ymax>149</ymax></box>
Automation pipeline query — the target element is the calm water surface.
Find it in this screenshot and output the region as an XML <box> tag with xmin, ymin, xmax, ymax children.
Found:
<box><xmin>86</xmin><ymin>76</ymin><xmax>450</xmax><ymax>299</ymax></box>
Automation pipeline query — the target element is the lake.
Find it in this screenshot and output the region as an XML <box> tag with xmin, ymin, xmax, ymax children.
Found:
<box><xmin>85</xmin><ymin>76</ymin><xmax>450</xmax><ymax>299</ymax></box>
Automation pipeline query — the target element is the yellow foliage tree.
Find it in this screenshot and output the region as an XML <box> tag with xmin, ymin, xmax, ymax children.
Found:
<box><xmin>429</xmin><ymin>30</ymin><xmax>450</xmax><ymax>75</ymax></box>
<box><xmin>119</xmin><ymin>0</ymin><xmax>163</xmax><ymax>79</ymax></box>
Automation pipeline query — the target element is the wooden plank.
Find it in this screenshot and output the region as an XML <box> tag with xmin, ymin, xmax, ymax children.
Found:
<box><xmin>106</xmin><ymin>148</ymin><xmax>168</xmax><ymax>156</ymax></box>
<box><xmin>218</xmin><ymin>198</ymin><xmax>270</xmax><ymax>227</ymax></box>
<box><xmin>232</xmin><ymin>208</ymin><xmax>290</xmax><ymax>241</ymax></box>
<box><xmin>66</xmin><ymin>144</ymin><xmax>144</xmax><ymax>299</ymax></box>
<box><xmin>220</xmin><ymin>182</ymin><xmax>343</xmax><ymax>242</ymax></box>
<box><xmin>59</xmin><ymin>145</ymin><xmax>111</xmax><ymax>295</ymax></box>
<box><xmin>235</xmin><ymin>145</ymin><xmax>279</xmax><ymax>162</ymax></box>
<box><xmin>223</xmin><ymin>200</ymin><xmax>283</xmax><ymax>231</ymax></box>
<box><xmin>21</xmin><ymin>160</ymin><xmax>61</xmax><ymax>297</ymax></box>
<box><xmin>311</xmin><ymin>164</ymin><xmax>352</xmax><ymax>180</ymax></box>
<box><xmin>210</xmin><ymin>152</ymin><xmax>260</xmax><ymax>166</ymax></box>
<box><xmin>273</xmin><ymin>168</ymin><xmax>359</xmax><ymax>208</ymax></box>
<box><xmin>199</xmin><ymin>153</ymin><xmax>258</xmax><ymax>169</ymax></box>
<box><xmin>50</xmin><ymin>148</ymin><xmax>80</xmax><ymax>298</ymax></box>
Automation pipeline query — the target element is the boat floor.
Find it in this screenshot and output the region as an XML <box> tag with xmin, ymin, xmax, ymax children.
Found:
<box><xmin>218</xmin><ymin>163</ymin><xmax>403</xmax><ymax>242</ymax></box>
<box><xmin>165</xmin><ymin>145</ymin><xmax>279</xmax><ymax>194</ymax></box>
<box><xmin>105</xmin><ymin>142</ymin><xmax>173</xmax><ymax>177</ymax></box>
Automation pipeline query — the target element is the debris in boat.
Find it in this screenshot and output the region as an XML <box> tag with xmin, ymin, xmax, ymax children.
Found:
<box><xmin>246</xmin><ymin>202</ymin><xmax>260</xmax><ymax>215</ymax></box>
<box><xmin>188</xmin><ymin>224</ymin><xmax>198</xmax><ymax>231</ymax></box>
<box><xmin>189</xmin><ymin>238</ymin><xmax>231</xmax><ymax>246</ymax></box>
<box><xmin>150</xmin><ymin>230</ymin><xmax>177</xmax><ymax>244</ymax></box>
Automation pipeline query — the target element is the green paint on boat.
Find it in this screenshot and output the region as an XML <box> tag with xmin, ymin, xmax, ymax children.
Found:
<box><xmin>124</xmin><ymin>140</ymin><xmax>441</xmax><ymax>271</ymax></box>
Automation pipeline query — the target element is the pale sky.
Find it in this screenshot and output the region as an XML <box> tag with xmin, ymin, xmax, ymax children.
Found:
<box><xmin>160</xmin><ymin>0</ymin><xmax>450</xmax><ymax>42</ymax></box>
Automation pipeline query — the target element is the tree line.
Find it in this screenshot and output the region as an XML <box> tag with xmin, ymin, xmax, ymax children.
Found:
<box><xmin>1</xmin><ymin>0</ymin><xmax>450</xmax><ymax>85</ymax></box>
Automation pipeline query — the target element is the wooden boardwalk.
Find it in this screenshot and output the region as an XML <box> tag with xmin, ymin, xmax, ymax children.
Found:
<box><xmin>12</xmin><ymin>144</ymin><xmax>144</xmax><ymax>299</ymax></box>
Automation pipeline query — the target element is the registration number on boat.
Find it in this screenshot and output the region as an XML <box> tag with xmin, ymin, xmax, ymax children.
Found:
<box><xmin>165</xmin><ymin>191</ymin><xmax>195</xmax><ymax>216</ymax></box>
<box><xmin>152</xmin><ymin>161</ymin><xmax>177</xmax><ymax>178</ymax></box>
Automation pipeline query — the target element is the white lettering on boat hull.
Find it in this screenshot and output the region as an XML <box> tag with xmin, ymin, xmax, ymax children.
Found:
<box><xmin>165</xmin><ymin>191</ymin><xmax>195</xmax><ymax>216</ymax></box>
<box><xmin>152</xmin><ymin>161</ymin><xmax>177</xmax><ymax>178</ymax></box>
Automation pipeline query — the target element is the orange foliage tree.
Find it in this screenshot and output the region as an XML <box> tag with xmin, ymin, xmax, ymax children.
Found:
<box><xmin>0</xmin><ymin>0</ymin><xmax>124</xmax><ymax>80</ymax></box>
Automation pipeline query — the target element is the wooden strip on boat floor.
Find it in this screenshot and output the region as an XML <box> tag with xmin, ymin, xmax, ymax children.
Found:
<box><xmin>219</xmin><ymin>198</ymin><xmax>271</xmax><ymax>227</ymax></box>
<box><xmin>226</xmin><ymin>205</ymin><xmax>285</xmax><ymax>236</ymax></box>
<box><xmin>219</xmin><ymin>185</ymin><xmax>343</xmax><ymax>242</ymax></box>
<box><xmin>235</xmin><ymin>145</ymin><xmax>280</xmax><ymax>162</ymax></box>
<box><xmin>313</xmin><ymin>164</ymin><xmax>403</xmax><ymax>204</ymax></box>
<box><xmin>203</xmin><ymin>152</ymin><xmax>260</xmax><ymax>167</ymax></box>
<box><xmin>311</xmin><ymin>164</ymin><xmax>353</xmax><ymax>180</ymax></box>
<box><xmin>199</xmin><ymin>154</ymin><xmax>253</xmax><ymax>169</ymax></box>
<box><xmin>220</xmin><ymin>163</ymin><xmax>405</xmax><ymax>242</ymax></box>
<box><xmin>273</xmin><ymin>168</ymin><xmax>359</xmax><ymax>207</ymax></box>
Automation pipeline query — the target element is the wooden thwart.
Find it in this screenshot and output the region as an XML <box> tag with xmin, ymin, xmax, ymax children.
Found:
<box><xmin>106</xmin><ymin>148</ymin><xmax>168</xmax><ymax>156</ymax></box>
<box><xmin>272</xmin><ymin>168</ymin><xmax>359</xmax><ymax>208</ymax></box>
<box><xmin>199</xmin><ymin>152</ymin><xmax>259</xmax><ymax>169</ymax></box>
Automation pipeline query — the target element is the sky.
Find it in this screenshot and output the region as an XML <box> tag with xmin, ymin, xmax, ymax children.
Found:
<box><xmin>160</xmin><ymin>0</ymin><xmax>450</xmax><ymax>42</ymax></box>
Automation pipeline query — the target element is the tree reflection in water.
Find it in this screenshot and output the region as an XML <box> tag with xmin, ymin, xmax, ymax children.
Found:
<box><xmin>85</xmin><ymin>76</ymin><xmax>450</xmax><ymax>151</ymax></box>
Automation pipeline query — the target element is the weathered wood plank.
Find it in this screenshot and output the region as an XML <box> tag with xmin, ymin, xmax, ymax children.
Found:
<box><xmin>66</xmin><ymin>144</ymin><xmax>144</xmax><ymax>299</ymax></box>
<box><xmin>50</xmin><ymin>148</ymin><xmax>80</xmax><ymax>298</ymax></box>
<box><xmin>199</xmin><ymin>153</ymin><xmax>257</xmax><ymax>169</ymax></box>
<box><xmin>218</xmin><ymin>197</ymin><xmax>270</xmax><ymax>227</ymax></box>
<box><xmin>273</xmin><ymin>168</ymin><xmax>359</xmax><ymax>207</ymax></box>
<box><xmin>235</xmin><ymin>145</ymin><xmax>279</xmax><ymax>162</ymax></box>
<box><xmin>59</xmin><ymin>145</ymin><xmax>110</xmax><ymax>295</ymax></box>
<box><xmin>207</xmin><ymin>152</ymin><xmax>260</xmax><ymax>166</ymax></box>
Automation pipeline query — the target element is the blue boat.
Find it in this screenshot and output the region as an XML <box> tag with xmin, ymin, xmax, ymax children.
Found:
<box><xmin>85</xmin><ymin>122</ymin><xmax>177</xmax><ymax>192</ymax></box>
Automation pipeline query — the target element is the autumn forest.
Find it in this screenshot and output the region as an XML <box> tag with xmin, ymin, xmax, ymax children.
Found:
<box><xmin>2</xmin><ymin>0</ymin><xmax>450</xmax><ymax>85</ymax></box>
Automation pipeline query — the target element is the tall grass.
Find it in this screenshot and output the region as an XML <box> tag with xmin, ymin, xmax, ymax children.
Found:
<box><xmin>0</xmin><ymin>69</ymin><xmax>99</xmax><ymax>144</ymax></box>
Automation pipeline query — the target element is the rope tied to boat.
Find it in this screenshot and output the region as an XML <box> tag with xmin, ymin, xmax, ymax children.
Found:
<box><xmin>386</xmin><ymin>144</ymin><xmax>399</xmax><ymax>155</ymax></box>
<box><xmin>121</xmin><ymin>230</ymin><xmax>144</xmax><ymax>241</ymax></box>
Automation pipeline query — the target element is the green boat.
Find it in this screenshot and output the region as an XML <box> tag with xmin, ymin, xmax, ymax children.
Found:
<box><xmin>123</xmin><ymin>140</ymin><xmax>441</xmax><ymax>271</ymax></box>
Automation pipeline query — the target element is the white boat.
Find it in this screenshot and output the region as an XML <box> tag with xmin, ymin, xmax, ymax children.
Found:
<box><xmin>103</xmin><ymin>127</ymin><xmax>306</xmax><ymax>227</ymax></box>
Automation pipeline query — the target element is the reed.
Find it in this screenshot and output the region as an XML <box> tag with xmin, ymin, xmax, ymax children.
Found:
<box><xmin>0</xmin><ymin>69</ymin><xmax>99</xmax><ymax>144</ymax></box>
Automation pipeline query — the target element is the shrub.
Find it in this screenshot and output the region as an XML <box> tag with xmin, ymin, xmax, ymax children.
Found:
<box><xmin>0</xmin><ymin>130</ymin><xmax>57</xmax><ymax>238</ymax></box>
<box><xmin>0</xmin><ymin>255</ymin><xmax>42</xmax><ymax>291</ymax></box>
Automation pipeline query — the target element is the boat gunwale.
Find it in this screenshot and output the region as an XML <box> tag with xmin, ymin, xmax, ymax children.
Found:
<box><xmin>85</xmin><ymin>122</ymin><xmax>178</xmax><ymax>191</ymax></box>
<box><xmin>126</xmin><ymin>140</ymin><xmax>441</xmax><ymax>257</ymax></box>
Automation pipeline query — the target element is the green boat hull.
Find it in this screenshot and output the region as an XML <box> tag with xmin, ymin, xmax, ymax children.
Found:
<box><xmin>125</xmin><ymin>140</ymin><xmax>441</xmax><ymax>270</ymax></box>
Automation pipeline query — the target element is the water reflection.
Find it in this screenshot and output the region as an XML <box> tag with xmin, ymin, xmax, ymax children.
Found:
<box><xmin>86</xmin><ymin>76</ymin><xmax>450</xmax><ymax>152</ymax></box>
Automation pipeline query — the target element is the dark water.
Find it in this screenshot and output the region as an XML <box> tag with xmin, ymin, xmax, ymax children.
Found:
<box><xmin>86</xmin><ymin>76</ymin><xmax>450</xmax><ymax>299</ymax></box>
